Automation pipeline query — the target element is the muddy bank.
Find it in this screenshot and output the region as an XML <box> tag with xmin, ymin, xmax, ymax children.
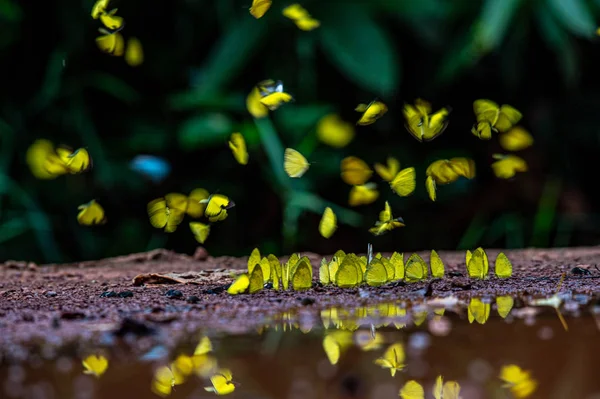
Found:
<box><xmin>1</xmin><ymin>247</ymin><xmax>600</xmax><ymax>362</ymax></box>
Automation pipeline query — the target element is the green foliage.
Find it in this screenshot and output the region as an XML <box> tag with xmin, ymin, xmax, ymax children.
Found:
<box><xmin>2</xmin><ymin>0</ymin><xmax>600</xmax><ymax>263</ymax></box>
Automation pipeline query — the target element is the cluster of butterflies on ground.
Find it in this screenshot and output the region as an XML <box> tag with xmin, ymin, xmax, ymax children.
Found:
<box><xmin>82</xmin><ymin>336</ymin><xmax>238</xmax><ymax>396</ymax></box>
<box><xmin>225</xmin><ymin>245</ymin><xmax>513</xmax><ymax>295</ymax></box>
<box><xmin>25</xmin><ymin>1</ymin><xmax>533</xmax><ymax>246</ymax></box>
<box><xmin>91</xmin><ymin>0</ymin><xmax>143</xmax><ymax>66</ymax></box>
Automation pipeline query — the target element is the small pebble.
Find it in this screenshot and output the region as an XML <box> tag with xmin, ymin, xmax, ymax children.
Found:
<box><xmin>186</xmin><ymin>295</ymin><xmax>200</xmax><ymax>304</ymax></box>
<box><xmin>44</xmin><ymin>291</ymin><xmax>57</xmax><ymax>298</ymax></box>
<box><xmin>298</xmin><ymin>297</ymin><xmax>315</xmax><ymax>306</ymax></box>
<box><xmin>165</xmin><ymin>289</ymin><xmax>183</xmax><ymax>299</ymax></box>
<box><xmin>204</xmin><ymin>286</ymin><xmax>226</xmax><ymax>295</ymax></box>
<box><xmin>100</xmin><ymin>291</ymin><xmax>118</xmax><ymax>298</ymax></box>
<box><xmin>118</xmin><ymin>291</ymin><xmax>134</xmax><ymax>298</ymax></box>
<box><xmin>264</xmin><ymin>282</ymin><xmax>273</xmax><ymax>289</ymax></box>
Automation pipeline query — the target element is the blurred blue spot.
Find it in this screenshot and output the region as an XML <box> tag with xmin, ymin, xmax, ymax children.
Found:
<box><xmin>130</xmin><ymin>155</ymin><xmax>171</xmax><ymax>183</ymax></box>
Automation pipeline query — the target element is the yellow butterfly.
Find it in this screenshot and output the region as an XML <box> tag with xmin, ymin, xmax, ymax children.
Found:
<box><xmin>355</xmin><ymin>100</ymin><xmax>388</xmax><ymax>125</ymax></box>
<box><xmin>151</xmin><ymin>366</ymin><xmax>175</xmax><ymax>397</ymax></box>
<box><xmin>256</xmin><ymin>256</ymin><xmax>271</xmax><ymax>282</ymax></box>
<box><xmin>495</xmin><ymin>252</ymin><xmax>513</xmax><ymax>278</ymax></box>
<box><xmin>292</xmin><ymin>259</ymin><xmax>312</xmax><ymax>290</ymax></box>
<box><xmin>91</xmin><ymin>0</ymin><xmax>110</xmax><ymax>19</ymax></box>
<box><xmin>340</xmin><ymin>156</ymin><xmax>373</xmax><ymax>185</ymax></box>
<box><xmin>390</xmin><ymin>252</ymin><xmax>404</xmax><ymax>280</ymax></box>
<box><xmin>426</xmin><ymin>158</ymin><xmax>475</xmax><ymax>201</ymax></box>
<box><xmin>491</xmin><ymin>154</ymin><xmax>528</xmax><ymax>179</ymax></box>
<box><xmin>202</xmin><ymin>194</ymin><xmax>235</xmax><ymax>221</ymax></box>
<box><xmin>228</xmin><ymin>132</ymin><xmax>248</xmax><ymax>165</ymax></box>
<box><xmin>467</xmin><ymin>247</ymin><xmax>489</xmax><ymax>279</ymax></box>
<box><xmin>496</xmin><ymin>295</ymin><xmax>514</xmax><ymax>318</ymax></box>
<box><xmin>189</xmin><ymin>222</ymin><xmax>210</xmax><ymax>244</ymax></box>
<box><xmin>403</xmin><ymin>99</ymin><xmax>450</xmax><ymax>142</ymax></box>
<box><xmin>194</xmin><ymin>336</ymin><xmax>213</xmax><ymax>355</ymax></box>
<box><xmin>374</xmin><ymin>156</ymin><xmax>400</xmax><ymax>182</ymax></box>
<box><xmin>374</xmin><ymin>342</ymin><xmax>405</xmax><ymax>376</ymax></box>
<box><xmin>246</xmin><ymin>86</ymin><xmax>269</xmax><ymax>118</ymax></box>
<box><xmin>249</xmin><ymin>0</ymin><xmax>272</xmax><ymax>19</ymax></box>
<box><xmin>249</xmin><ymin>264</ymin><xmax>264</xmax><ymax>294</ymax></box>
<box><xmin>499</xmin><ymin>364</ymin><xmax>538</xmax><ymax>398</ymax></box>
<box><xmin>405</xmin><ymin>253</ymin><xmax>428</xmax><ymax>282</ymax></box>
<box><xmin>319</xmin><ymin>258</ymin><xmax>330</xmax><ymax>285</ymax></box>
<box><xmin>390</xmin><ymin>167</ymin><xmax>416</xmax><ymax>197</ymax></box>
<box><xmin>316</xmin><ymin>114</ymin><xmax>355</xmax><ymax>148</ymax></box>
<box><xmin>399</xmin><ymin>380</ymin><xmax>424</xmax><ymax>399</ymax></box>
<box><xmin>99</xmin><ymin>8</ymin><xmax>124</xmax><ymax>30</ymax></box>
<box><xmin>430</xmin><ymin>250</ymin><xmax>445</xmax><ymax>278</ymax></box>
<box><xmin>247</xmin><ymin>248</ymin><xmax>261</xmax><ymax>273</ymax></box>
<box><xmin>186</xmin><ymin>188</ymin><xmax>210</xmax><ymax>218</ymax></box>
<box><xmin>96</xmin><ymin>29</ymin><xmax>125</xmax><ymax>56</ymax></box>
<box><xmin>125</xmin><ymin>37</ymin><xmax>144</xmax><ymax>67</ymax></box>
<box><xmin>365</xmin><ymin>258</ymin><xmax>388</xmax><ymax>286</ymax></box>
<box><xmin>257</xmin><ymin>79</ymin><xmax>293</xmax><ymax>110</ymax></box>
<box><xmin>171</xmin><ymin>354</ymin><xmax>194</xmax><ymax>385</ymax></box>
<box><xmin>369</xmin><ymin>201</ymin><xmax>405</xmax><ymax>236</ymax></box>
<box><xmin>284</xmin><ymin>147</ymin><xmax>310</xmax><ymax>178</ymax></box>
<box><xmin>380</xmin><ymin>257</ymin><xmax>395</xmax><ymax>280</ymax></box>
<box><xmin>204</xmin><ymin>369</ymin><xmax>236</xmax><ymax>395</ymax></box>
<box><xmin>433</xmin><ymin>375</ymin><xmax>461</xmax><ymax>399</ymax></box>
<box><xmin>348</xmin><ymin>182</ymin><xmax>379</xmax><ymax>206</ymax></box>
<box><xmin>472</xmin><ymin>99</ymin><xmax>522</xmax><ymax>139</ymax></box>
<box><xmin>56</xmin><ymin>147</ymin><xmax>92</xmax><ymax>173</ymax></box>
<box><xmin>499</xmin><ymin>126</ymin><xmax>533</xmax><ymax>151</ymax></box>
<box><xmin>468</xmin><ymin>298</ymin><xmax>490</xmax><ymax>324</ymax></box>
<box><xmin>335</xmin><ymin>256</ymin><xmax>362</xmax><ymax>288</ymax></box>
<box><xmin>227</xmin><ymin>273</ymin><xmax>250</xmax><ymax>295</ymax></box>
<box><xmin>82</xmin><ymin>354</ymin><xmax>108</xmax><ymax>378</ymax></box>
<box><xmin>268</xmin><ymin>254</ymin><xmax>282</xmax><ymax>289</ymax></box>
<box><xmin>147</xmin><ymin>198</ymin><xmax>185</xmax><ymax>232</ymax></box>
<box><xmin>282</xmin><ymin>4</ymin><xmax>320</xmax><ymax>31</ymax></box>
<box><xmin>77</xmin><ymin>200</ymin><xmax>106</xmax><ymax>226</ymax></box>
<box><xmin>319</xmin><ymin>207</ymin><xmax>337</xmax><ymax>239</ymax></box>
<box><xmin>322</xmin><ymin>330</ymin><xmax>353</xmax><ymax>364</ymax></box>
<box><xmin>26</xmin><ymin>139</ymin><xmax>68</xmax><ymax>179</ymax></box>
<box><xmin>355</xmin><ymin>330</ymin><xmax>384</xmax><ymax>351</ymax></box>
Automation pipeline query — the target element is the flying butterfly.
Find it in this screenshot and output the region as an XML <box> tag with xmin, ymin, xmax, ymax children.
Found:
<box><xmin>348</xmin><ymin>183</ymin><xmax>379</xmax><ymax>206</ymax></box>
<box><xmin>202</xmin><ymin>194</ymin><xmax>235</xmax><ymax>222</ymax></box>
<box><xmin>77</xmin><ymin>200</ymin><xmax>107</xmax><ymax>226</ymax></box>
<box><xmin>147</xmin><ymin>198</ymin><xmax>185</xmax><ymax>232</ymax></box>
<box><xmin>96</xmin><ymin>29</ymin><xmax>125</xmax><ymax>56</ymax></box>
<box><xmin>390</xmin><ymin>167</ymin><xmax>416</xmax><ymax>197</ymax></box>
<box><xmin>472</xmin><ymin>99</ymin><xmax>522</xmax><ymax>139</ymax></box>
<box><xmin>246</xmin><ymin>86</ymin><xmax>269</xmax><ymax>118</ymax></box>
<box><xmin>369</xmin><ymin>201</ymin><xmax>405</xmax><ymax>236</ymax></box>
<box><xmin>228</xmin><ymin>132</ymin><xmax>249</xmax><ymax>165</ymax></box>
<box><xmin>374</xmin><ymin>156</ymin><xmax>400</xmax><ymax>182</ymax></box>
<box><xmin>433</xmin><ymin>376</ymin><xmax>461</xmax><ymax>399</ymax></box>
<box><xmin>499</xmin><ymin>126</ymin><xmax>533</xmax><ymax>151</ymax></box>
<box><xmin>284</xmin><ymin>147</ymin><xmax>310</xmax><ymax>178</ymax></box>
<box><xmin>125</xmin><ymin>37</ymin><xmax>143</xmax><ymax>67</ymax></box>
<box><xmin>355</xmin><ymin>100</ymin><xmax>388</xmax><ymax>125</ymax></box>
<box><xmin>340</xmin><ymin>156</ymin><xmax>373</xmax><ymax>185</ymax></box>
<box><xmin>56</xmin><ymin>147</ymin><xmax>92</xmax><ymax>173</ymax></box>
<box><xmin>491</xmin><ymin>154</ymin><xmax>528</xmax><ymax>179</ymax></box>
<box><xmin>319</xmin><ymin>207</ymin><xmax>337</xmax><ymax>239</ymax></box>
<box><xmin>403</xmin><ymin>98</ymin><xmax>451</xmax><ymax>142</ymax></box>
<box><xmin>249</xmin><ymin>0</ymin><xmax>272</xmax><ymax>19</ymax></box>
<box><xmin>257</xmin><ymin>79</ymin><xmax>293</xmax><ymax>110</ymax></box>
<box><xmin>282</xmin><ymin>3</ymin><xmax>320</xmax><ymax>31</ymax></box>
<box><xmin>316</xmin><ymin>113</ymin><xmax>355</xmax><ymax>148</ymax></box>
<box><xmin>189</xmin><ymin>222</ymin><xmax>210</xmax><ymax>244</ymax></box>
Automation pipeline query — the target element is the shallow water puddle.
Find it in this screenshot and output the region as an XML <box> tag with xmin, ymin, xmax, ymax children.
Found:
<box><xmin>2</xmin><ymin>295</ymin><xmax>600</xmax><ymax>399</ymax></box>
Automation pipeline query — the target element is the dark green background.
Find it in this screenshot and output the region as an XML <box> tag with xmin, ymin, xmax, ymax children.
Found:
<box><xmin>1</xmin><ymin>0</ymin><xmax>600</xmax><ymax>263</ymax></box>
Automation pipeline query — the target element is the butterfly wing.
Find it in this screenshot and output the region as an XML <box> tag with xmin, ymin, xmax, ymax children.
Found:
<box><xmin>189</xmin><ymin>222</ymin><xmax>210</xmax><ymax>244</ymax></box>
<box><xmin>430</xmin><ymin>250</ymin><xmax>445</xmax><ymax>278</ymax></box>
<box><xmin>319</xmin><ymin>207</ymin><xmax>337</xmax><ymax>238</ymax></box>
<box><xmin>499</xmin><ymin>126</ymin><xmax>533</xmax><ymax>151</ymax></box>
<box><xmin>284</xmin><ymin>148</ymin><xmax>309</xmax><ymax>178</ymax></box>
<box><xmin>340</xmin><ymin>156</ymin><xmax>373</xmax><ymax>185</ymax></box>
<box><xmin>473</xmin><ymin>99</ymin><xmax>500</xmax><ymax>124</ymax></box>
<box><xmin>390</xmin><ymin>167</ymin><xmax>416</xmax><ymax>197</ymax></box>
<box><xmin>426</xmin><ymin>175</ymin><xmax>437</xmax><ymax>201</ymax></box>
<box><xmin>292</xmin><ymin>260</ymin><xmax>312</xmax><ymax>291</ymax></box>
<box><xmin>496</xmin><ymin>295</ymin><xmax>514</xmax><ymax>318</ymax></box>
<box><xmin>228</xmin><ymin>132</ymin><xmax>248</xmax><ymax>165</ymax></box>
<box><xmin>248</xmin><ymin>264</ymin><xmax>264</xmax><ymax>294</ymax></box>
<box><xmin>365</xmin><ymin>259</ymin><xmax>388</xmax><ymax>286</ymax></box>
<box><xmin>399</xmin><ymin>380</ymin><xmax>425</xmax><ymax>399</ymax></box>
<box><xmin>250</xmin><ymin>0</ymin><xmax>272</xmax><ymax>18</ymax></box>
<box><xmin>227</xmin><ymin>273</ymin><xmax>250</xmax><ymax>295</ymax></box>
<box><xmin>495</xmin><ymin>252</ymin><xmax>513</xmax><ymax>278</ymax></box>
<box><xmin>495</xmin><ymin>104</ymin><xmax>522</xmax><ymax>132</ymax></box>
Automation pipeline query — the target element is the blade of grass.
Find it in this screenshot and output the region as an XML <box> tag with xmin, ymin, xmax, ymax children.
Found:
<box><xmin>530</xmin><ymin>177</ymin><xmax>562</xmax><ymax>247</ymax></box>
<box><xmin>0</xmin><ymin>216</ymin><xmax>28</xmax><ymax>243</ymax></box>
<box><xmin>253</xmin><ymin>116</ymin><xmax>290</xmax><ymax>191</ymax></box>
<box><xmin>504</xmin><ymin>213</ymin><xmax>524</xmax><ymax>248</ymax></box>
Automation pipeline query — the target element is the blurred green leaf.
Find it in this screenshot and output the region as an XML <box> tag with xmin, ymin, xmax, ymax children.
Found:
<box><xmin>536</xmin><ymin>5</ymin><xmax>579</xmax><ymax>86</ymax></box>
<box><xmin>320</xmin><ymin>4</ymin><xmax>400</xmax><ymax>96</ymax></box>
<box><xmin>547</xmin><ymin>0</ymin><xmax>596</xmax><ymax>38</ymax></box>
<box><xmin>82</xmin><ymin>72</ymin><xmax>140</xmax><ymax>104</ymax></box>
<box><xmin>0</xmin><ymin>216</ymin><xmax>28</xmax><ymax>243</ymax></box>
<box><xmin>29</xmin><ymin>49</ymin><xmax>66</xmax><ymax>114</ymax></box>
<box><xmin>169</xmin><ymin>17</ymin><xmax>268</xmax><ymax>109</ymax></box>
<box><xmin>0</xmin><ymin>0</ymin><xmax>22</xmax><ymax>21</ymax></box>
<box><xmin>474</xmin><ymin>0</ymin><xmax>523</xmax><ymax>52</ymax></box>
<box><xmin>127</xmin><ymin>123</ymin><xmax>169</xmax><ymax>152</ymax></box>
<box><xmin>273</xmin><ymin>104</ymin><xmax>331</xmax><ymax>143</ymax></box>
<box><xmin>177</xmin><ymin>113</ymin><xmax>234</xmax><ymax>150</ymax></box>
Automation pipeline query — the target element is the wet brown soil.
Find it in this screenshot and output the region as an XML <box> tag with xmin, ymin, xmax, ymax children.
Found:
<box><xmin>2</xmin><ymin>246</ymin><xmax>600</xmax><ymax>363</ymax></box>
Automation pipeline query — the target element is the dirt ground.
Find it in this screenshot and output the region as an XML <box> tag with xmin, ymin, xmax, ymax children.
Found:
<box><xmin>1</xmin><ymin>246</ymin><xmax>600</xmax><ymax>363</ymax></box>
